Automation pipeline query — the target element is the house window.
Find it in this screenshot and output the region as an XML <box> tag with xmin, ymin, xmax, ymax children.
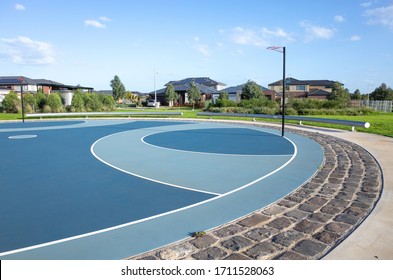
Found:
<box><xmin>296</xmin><ymin>85</ymin><xmax>306</xmax><ymax>91</ymax></box>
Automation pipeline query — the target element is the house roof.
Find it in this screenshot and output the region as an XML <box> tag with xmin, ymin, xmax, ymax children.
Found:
<box><xmin>268</xmin><ymin>77</ymin><xmax>339</xmax><ymax>87</ymax></box>
<box><xmin>0</xmin><ymin>76</ymin><xmax>36</xmax><ymax>85</ymax></box>
<box><xmin>220</xmin><ymin>83</ymin><xmax>268</xmax><ymax>94</ymax></box>
<box><xmin>308</xmin><ymin>89</ymin><xmax>331</xmax><ymax>96</ymax></box>
<box><xmin>0</xmin><ymin>76</ymin><xmax>93</xmax><ymax>90</ymax></box>
<box><xmin>304</xmin><ymin>80</ymin><xmax>338</xmax><ymax>88</ymax></box>
<box><xmin>268</xmin><ymin>77</ymin><xmax>306</xmax><ymax>86</ymax></box>
<box><xmin>165</xmin><ymin>77</ymin><xmax>226</xmax><ymax>87</ymax></box>
<box><xmin>151</xmin><ymin>83</ymin><xmax>220</xmax><ymax>96</ymax></box>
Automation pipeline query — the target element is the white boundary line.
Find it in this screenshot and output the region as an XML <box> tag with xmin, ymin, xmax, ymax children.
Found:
<box><xmin>0</xmin><ymin>127</ymin><xmax>297</xmax><ymax>257</ymax></box>
<box><xmin>141</xmin><ymin>131</ymin><xmax>294</xmax><ymax>157</ymax></box>
<box><xmin>90</xmin><ymin>135</ymin><xmax>221</xmax><ymax>196</ymax></box>
<box><xmin>8</xmin><ymin>135</ymin><xmax>38</xmax><ymax>139</ymax></box>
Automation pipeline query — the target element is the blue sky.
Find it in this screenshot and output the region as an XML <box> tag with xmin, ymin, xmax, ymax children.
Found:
<box><xmin>1</xmin><ymin>0</ymin><xmax>393</xmax><ymax>93</ymax></box>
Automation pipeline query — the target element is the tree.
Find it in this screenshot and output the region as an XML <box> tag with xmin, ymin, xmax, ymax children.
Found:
<box><xmin>370</xmin><ymin>83</ymin><xmax>393</xmax><ymax>101</ymax></box>
<box><xmin>125</xmin><ymin>91</ymin><xmax>139</xmax><ymax>104</ymax></box>
<box><xmin>100</xmin><ymin>95</ymin><xmax>116</xmax><ymax>111</ymax></box>
<box><xmin>110</xmin><ymin>75</ymin><xmax>126</xmax><ymax>103</ymax></box>
<box><xmin>2</xmin><ymin>91</ymin><xmax>21</xmax><ymax>113</ymax></box>
<box><xmin>218</xmin><ymin>91</ymin><xmax>229</xmax><ymax>100</ymax></box>
<box><xmin>187</xmin><ymin>82</ymin><xmax>201</xmax><ymax>111</ymax></box>
<box><xmin>351</xmin><ymin>89</ymin><xmax>362</xmax><ymax>100</ymax></box>
<box><xmin>23</xmin><ymin>92</ymin><xmax>37</xmax><ymax>113</ymax></box>
<box><xmin>47</xmin><ymin>93</ymin><xmax>63</xmax><ymax>112</ymax></box>
<box><xmin>165</xmin><ymin>84</ymin><xmax>178</xmax><ymax>107</ymax></box>
<box><xmin>328</xmin><ymin>82</ymin><xmax>350</xmax><ymax>104</ymax></box>
<box><xmin>71</xmin><ymin>89</ymin><xmax>85</xmax><ymax>111</ymax></box>
<box><xmin>241</xmin><ymin>80</ymin><xmax>264</xmax><ymax>100</ymax></box>
<box><xmin>35</xmin><ymin>90</ymin><xmax>47</xmax><ymax>110</ymax></box>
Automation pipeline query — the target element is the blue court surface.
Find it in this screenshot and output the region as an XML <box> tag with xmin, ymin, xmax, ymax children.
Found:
<box><xmin>0</xmin><ymin>120</ymin><xmax>323</xmax><ymax>259</ymax></box>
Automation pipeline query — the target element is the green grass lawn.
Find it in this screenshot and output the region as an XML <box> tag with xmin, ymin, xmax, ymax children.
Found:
<box><xmin>1</xmin><ymin>109</ymin><xmax>392</xmax><ymax>137</ymax></box>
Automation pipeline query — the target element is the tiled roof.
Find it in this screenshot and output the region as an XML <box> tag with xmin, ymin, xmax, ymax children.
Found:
<box><xmin>152</xmin><ymin>83</ymin><xmax>220</xmax><ymax>96</ymax></box>
<box><xmin>308</xmin><ymin>89</ymin><xmax>331</xmax><ymax>96</ymax></box>
<box><xmin>0</xmin><ymin>76</ymin><xmax>93</xmax><ymax>90</ymax></box>
<box><xmin>268</xmin><ymin>78</ymin><xmax>339</xmax><ymax>87</ymax></box>
<box><xmin>220</xmin><ymin>83</ymin><xmax>268</xmax><ymax>94</ymax></box>
<box><xmin>165</xmin><ymin>77</ymin><xmax>226</xmax><ymax>87</ymax></box>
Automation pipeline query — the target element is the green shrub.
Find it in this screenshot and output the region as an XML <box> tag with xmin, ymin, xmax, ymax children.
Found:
<box><xmin>284</xmin><ymin>107</ymin><xmax>298</xmax><ymax>115</ymax></box>
<box><xmin>2</xmin><ymin>91</ymin><xmax>21</xmax><ymax>113</ymax></box>
<box><xmin>35</xmin><ymin>91</ymin><xmax>47</xmax><ymax>110</ymax></box>
<box><xmin>239</xmin><ymin>97</ymin><xmax>276</xmax><ymax>109</ymax></box>
<box><xmin>215</xmin><ymin>98</ymin><xmax>237</xmax><ymax>108</ymax></box>
<box><xmin>23</xmin><ymin>93</ymin><xmax>37</xmax><ymax>112</ymax></box>
<box><xmin>47</xmin><ymin>93</ymin><xmax>63</xmax><ymax>113</ymax></box>
<box><xmin>100</xmin><ymin>95</ymin><xmax>116</xmax><ymax>111</ymax></box>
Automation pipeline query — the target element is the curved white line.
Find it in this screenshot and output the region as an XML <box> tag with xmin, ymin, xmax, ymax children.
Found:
<box><xmin>90</xmin><ymin>138</ymin><xmax>221</xmax><ymax>196</ymax></box>
<box><xmin>141</xmin><ymin>132</ymin><xmax>294</xmax><ymax>157</ymax></box>
<box><xmin>0</xmin><ymin>127</ymin><xmax>297</xmax><ymax>257</ymax></box>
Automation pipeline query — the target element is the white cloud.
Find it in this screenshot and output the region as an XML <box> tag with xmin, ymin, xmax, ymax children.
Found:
<box><xmin>84</xmin><ymin>19</ymin><xmax>106</xmax><ymax>28</ymax></box>
<box><xmin>231</xmin><ymin>26</ymin><xmax>293</xmax><ymax>48</ymax></box>
<box><xmin>300</xmin><ymin>21</ymin><xmax>335</xmax><ymax>42</ymax></box>
<box><xmin>364</xmin><ymin>4</ymin><xmax>393</xmax><ymax>30</ymax></box>
<box><xmin>195</xmin><ymin>44</ymin><xmax>210</xmax><ymax>57</ymax></box>
<box><xmin>350</xmin><ymin>35</ymin><xmax>361</xmax><ymax>41</ymax></box>
<box><xmin>361</xmin><ymin>1</ymin><xmax>374</xmax><ymax>8</ymax></box>
<box><xmin>15</xmin><ymin>3</ymin><xmax>25</xmax><ymax>10</ymax></box>
<box><xmin>99</xmin><ymin>16</ymin><xmax>112</xmax><ymax>22</ymax></box>
<box><xmin>334</xmin><ymin>15</ymin><xmax>345</xmax><ymax>23</ymax></box>
<box><xmin>261</xmin><ymin>27</ymin><xmax>294</xmax><ymax>42</ymax></box>
<box><xmin>0</xmin><ymin>36</ymin><xmax>55</xmax><ymax>65</ymax></box>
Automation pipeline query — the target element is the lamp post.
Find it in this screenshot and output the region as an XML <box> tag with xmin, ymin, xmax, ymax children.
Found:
<box><xmin>267</xmin><ymin>46</ymin><xmax>286</xmax><ymax>137</ymax></box>
<box><xmin>18</xmin><ymin>77</ymin><xmax>25</xmax><ymax>123</ymax></box>
<box><xmin>154</xmin><ymin>69</ymin><xmax>158</xmax><ymax>108</ymax></box>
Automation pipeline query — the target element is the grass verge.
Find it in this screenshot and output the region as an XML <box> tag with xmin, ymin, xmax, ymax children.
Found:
<box><xmin>1</xmin><ymin>109</ymin><xmax>391</xmax><ymax>137</ymax></box>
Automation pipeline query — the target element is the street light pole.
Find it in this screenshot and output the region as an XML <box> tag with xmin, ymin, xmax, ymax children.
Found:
<box><xmin>154</xmin><ymin>68</ymin><xmax>158</xmax><ymax>108</ymax></box>
<box><xmin>18</xmin><ymin>77</ymin><xmax>25</xmax><ymax>123</ymax></box>
<box><xmin>267</xmin><ymin>46</ymin><xmax>286</xmax><ymax>137</ymax></box>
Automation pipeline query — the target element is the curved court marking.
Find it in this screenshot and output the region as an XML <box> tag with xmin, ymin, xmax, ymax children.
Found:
<box><xmin>0</xmin><ymin>132</ymin><xmax>298</xmax><ymax>257</ymax></box>
<box><xmin>91</xmin><ymin>127</ymin><xmax>297</xmax><ymax>196</ymax></box>
<box><xmin>0</xmin><ymin>120</ymin><xmax>323</xmax><ymax>260</ymax></box>
<box><xmin>141</xmin><ymin>132</ymin><xmax>294</xmax><ymax>157</ymax></box>
<box><xmin>90</xmin><ymin>131</ymin><xmax>221</xmax><ymax>196</ymax></box>
<box><xmin>8</xmin><ymin>135</ymin><xmax>37</xmax><ymax>139</ymax></box>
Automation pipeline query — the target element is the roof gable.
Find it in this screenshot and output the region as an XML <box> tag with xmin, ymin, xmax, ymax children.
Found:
<box><xmin>221</xmin><ymin>83</ymin><xmax>268</xmax><ymax>94</ymax></box>
<box><xmin>308</xmin><ymin>89</ymin><xmax>331</xmax><ymax>96</ymax></box>
<box><xmin>166</xmin><ymin>77</ymin><xmax>226</xmax><ymax>87</ymax></box>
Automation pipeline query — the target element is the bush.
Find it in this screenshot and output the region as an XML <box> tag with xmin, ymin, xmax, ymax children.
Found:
<box><xmin>100</xmin><ymin>95</ymin><xmax>116</xmax><ymax>111</ymax></box>
<box><xmin>47</xmin><ymin>93</ymin><xmax>63</xmax><ymax>113</ymax></box>
<box><xmin>239</xmin><ymin>97</ymin><xmax>276</xmax><ymax>109</ymax></box>
<box><xmin>215</xmin><ymin>98</ymin><xmax>237</xmax><ymax>108</ymax></box>
<box><xmin>23</xmin><ymin>93</ymin><xmax>37</xmax><ymax>112</ymax></box>
<box><xmin>284</xmin><ymin>107</ymin><xmax>298</xmax><ymax>115</ymax></box>
<box><xmin>2</xmin><ymin>91</ymin><xmax>21</xmax><ymax>113</ymax></box>
<box><xmin>71</xmin><ymin>90</ymin><xmax>85</xmax><ymax>112</ymax></box>
<box><xmin>35</xmin><ymin>91</ymin><xmax>47</xmax><ymax>111</ymax></box>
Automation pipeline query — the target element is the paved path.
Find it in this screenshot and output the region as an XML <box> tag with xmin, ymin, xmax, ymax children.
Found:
<box><xmin>130</xmin><ymin>121</ymin><xmax>389</xmax><ymax>260</ymax></box>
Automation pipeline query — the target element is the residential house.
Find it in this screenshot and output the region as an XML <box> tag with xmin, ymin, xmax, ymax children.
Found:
<box><xmin>0</xmin><ymin>76</ymin><xmax>93</xmax><ymax>105</ymax></box>
<box><xmin>214</xmin><ymin>83</ymin><xmax>276</xmax><ymax>103</ymax></box>
<box><xmin>149</xmin><ymin>77</ymin><xmax>225</xmax><ymax>106</ymax></box>
<box><xmin>268</xmin><ymin>77</ymin><xmax>339</xmax><ymax>100</ymax></box>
